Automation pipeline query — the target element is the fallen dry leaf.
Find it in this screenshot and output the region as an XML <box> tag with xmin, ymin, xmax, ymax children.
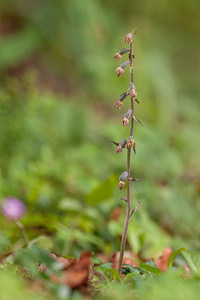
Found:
<box><xmin>156</xmin><ymin>247</ymin><xmax>172</xmax><ymax>272</ymax></box>
<box><xmin>51</xmin><ymin>251</ymin><xmax>92</xmax><ymax>289</ymax></box>
<box><xmin>50</xmin><ymin>253</ymin><xmax>76</xmax><ymax>269</ymax></box>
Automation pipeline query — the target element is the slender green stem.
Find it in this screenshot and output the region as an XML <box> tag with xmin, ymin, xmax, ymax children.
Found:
<box><xmin>16</xmin><ymin>220</ymin><xmax>30</xmax><ymax>247</ymax></box>
<box><xmin>117</xmin><ymin>41</ymin><xmax>134</xmax><ymax>274</ymax></box>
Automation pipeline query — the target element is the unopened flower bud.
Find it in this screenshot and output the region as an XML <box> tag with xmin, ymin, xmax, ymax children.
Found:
<box><xmin>119</xmin><ymin>181</ymin><xmax>125</xmax><ymax>190</ymax></box>
<box><xmin>113</xmin><ymin>52</ymin><xmax>122</xmax><ymax>61</ymax></box>
<box><xmin>130</xmin><ymin>89</ymin><xmax>137</xmax><ymax>99</ymax></box>
<box><xmin>115</xmin><ymin>67</ymin><xmax>124</xmax><ymax>77</ymax></box>
<box><xmin>122</xmin><ymin>117</ymin><xmax>129</xmax><ymax>126</ymax></box>
<box><xmin>114</xmin><ymin>99</ymin><xmax>123</xmax><ymax>109</ymax></box>
<box><xmin>124</xmin><ymin>33</ymin><xmax>133</xmax><ymax>44</ymax></box>
<box><xmin>116</xmin><ymin>145</ymin><xmax>123</xmax><ymax>153</ymax></box>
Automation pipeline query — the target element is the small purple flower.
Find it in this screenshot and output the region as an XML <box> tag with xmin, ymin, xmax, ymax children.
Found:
<box><xmin>1</xmin><ymin>198</ymin><xmax>26</xmax><ymax>221</ymax></box>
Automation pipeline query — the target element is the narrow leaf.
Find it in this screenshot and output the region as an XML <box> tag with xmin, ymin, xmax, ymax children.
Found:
<box><xmin>182</xmin><ymin>252</ymin><xmax>198</xmax><ymax>273</ymax></box>
<box><xmin>119</xmin><ymin>48</ymin><xmax>130</xmax><ymax>55</ymax></box>
<box><xmin>120</xmin><ymin>61</ymin><xmax>130</xmax><ymax>69</ymax></box>
<box><xmin>119</xmin><ymin>92</ymin><xmax>128</xmax><ymax>102</ymax></box>
<box><xmin>110</xmin><ymin>140</ymin><xmax>119</xmax><ymax>146</ymax></box>
<box><xmin>135</xmin><ymin>98</ymin><xmax>140</xmax><ymax>104</ymax></box>
<box><xmin>134</xmin><ymin>117</ymin><xmax>144</xmax><ymax>126</ymax></box>
<box><xmin>121</xmin><ymin>197</ymin><xmax>127</xmax><ymax>203</ymax></box>
<box><xmin>129</xmin><ymin>201</ymin><xmax>141</xmax><ymax>221</ymax></box>
<box><xmin>168</xmin><ymin>248</ymin><xmax>188</xmax><ymax>269</ymax></box>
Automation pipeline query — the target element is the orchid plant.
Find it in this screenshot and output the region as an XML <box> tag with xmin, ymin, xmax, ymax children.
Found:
<box><xmin>113</xmin><ymin>30</ymin><xmax>142</xmax><ymax>273</ymax></box>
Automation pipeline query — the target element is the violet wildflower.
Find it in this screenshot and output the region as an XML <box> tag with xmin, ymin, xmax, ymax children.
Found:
<box><xmin>2</xmin><ymin>197</ymin><xmax>26</xmax><ymax>221</ymax></box>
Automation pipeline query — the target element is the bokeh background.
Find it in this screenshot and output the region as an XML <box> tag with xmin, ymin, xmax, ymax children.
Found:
<box><xmin>0</xmin><ymin>0</ymin><xmax>200</xmax><ymax>297</ymax></box>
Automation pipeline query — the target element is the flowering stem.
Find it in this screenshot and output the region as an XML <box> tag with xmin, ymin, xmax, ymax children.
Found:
<box><xmin>117</xmin><ymin>41</ymin><xmax>134</xmax><ymax>274</ymax></box>
<box><xmin>16</xmin><ymin>220</ymin><xmax>30</xmax><ymax>247</ymax></box>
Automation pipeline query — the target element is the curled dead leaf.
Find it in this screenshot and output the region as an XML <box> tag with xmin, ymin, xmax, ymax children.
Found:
<box><xmin>51</xmin><ymin>251</ymin><xmax>92</xmax><ymax>289</ymax></box>
<box><xmin>156</xmin><ymin>247</ymin><xmax>172</xmax><ymax>272</ymax></box>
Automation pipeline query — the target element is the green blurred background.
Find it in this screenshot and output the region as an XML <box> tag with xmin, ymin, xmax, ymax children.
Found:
<box><xmin>0</xmin><ymin>0</ymin><xmax>200</xmax><ymax>295</ymax></box>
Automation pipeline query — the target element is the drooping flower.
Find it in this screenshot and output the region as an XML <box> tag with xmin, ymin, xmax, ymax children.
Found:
<box><xmin>115</xmin><ymin>67</ymin><xmax>124</xmax><ymax>77</ymax></box>
<box><xmin>113</xmin><ymin>52</ymin><xmax>122</xmax><ymax>61</ymax></box>
<box><xmin>122</xmin><ymin>117</ymin><xmax>129</xmax><ymax>126</ymax></box>
<box><xmin>116</xmin><ymin>145</ymin><xmax>123</xmax><ymax>153</ymax></box>
<box><xmin>119</xmin><ymin>181</ymin><xmax>125</xmax><ymax>190</ymax></box>
<box><xmin>114</xmin><ymin>99</ymin><xmax>123</xmax><ymax>109</ymax></box>
<box><xmin>130</xmin><ymin>89</ymin><xmax>137</xmax><ymax>99</ymax></box>
<box><xmin>1</xmin><ymin>197</ymin><xmax>26</xmax><ymax>221</ymax></box>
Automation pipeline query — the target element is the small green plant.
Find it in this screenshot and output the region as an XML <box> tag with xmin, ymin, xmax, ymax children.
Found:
<box><xmin>113</xmin><ymin>30</ymin><xmax>142</xmax><ymax>273</ymax></box>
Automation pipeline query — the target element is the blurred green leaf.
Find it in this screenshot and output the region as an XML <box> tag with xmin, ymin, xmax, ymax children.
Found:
<box><xmin>140</xmin><ymin>261</ymin><xmax>160</xmax><ymax>275</ymax></box>
<box><xmin>168</xmin><ymin>248</ymin><xmax>188</xmax><ymax>269</ymax></box>
<box><xmin>85</xmin><ymin>176</ymin><xmax>116</xmax><ymax>205</ymax></box>
<box><xmin>0</xmin><ymin>28</ymin><xmax>41</xmax><ymax>70</ymax></box>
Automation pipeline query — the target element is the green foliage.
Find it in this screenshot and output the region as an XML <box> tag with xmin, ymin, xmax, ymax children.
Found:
<box><xmin>86</xmin><ymin>176</ymin><xmax>116</xmax><ymax>205</ymax></box>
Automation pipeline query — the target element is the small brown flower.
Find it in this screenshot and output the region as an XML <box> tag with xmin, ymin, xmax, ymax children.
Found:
<box><xmin>116</xmin><ymin>145</ymin><xmax>123</xmax><ymax>153</ymax></box>
<box><xmin>113</xmin><ymin>52</ymin><xmax>122</xmax><ymax>61</ymax></box>
<box><xmin>115</xmin><ymin>67</ymin><xmax>124</xmax><ymax>77</ymax></box>
<box><xmin>130</xmin><ymin>89</ymin><xmax>137</xmax><ymax>99</ymax></box>
<box><xmin>114</xmin><ymin>99</ymin><xmax>123</xmax><ymax>109</ymax></box>
<box><xmin>122</xmin><ymin>117</ymin><xmax>129</xmax><ymax>126</ymax></box>
<box><xmin>119</xmin><ymin>181</ymin><xmax>125</xmax><ymax>190</ymax></box>
<box><xmin>127</xmin><ymin>138</ymin><xmax>136</xmax><ymax>150</ymax></box>
<box><xmin>124</xmin><ymin>33</ymin><xmax>133</xmax><ymax>44</ymax></box>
